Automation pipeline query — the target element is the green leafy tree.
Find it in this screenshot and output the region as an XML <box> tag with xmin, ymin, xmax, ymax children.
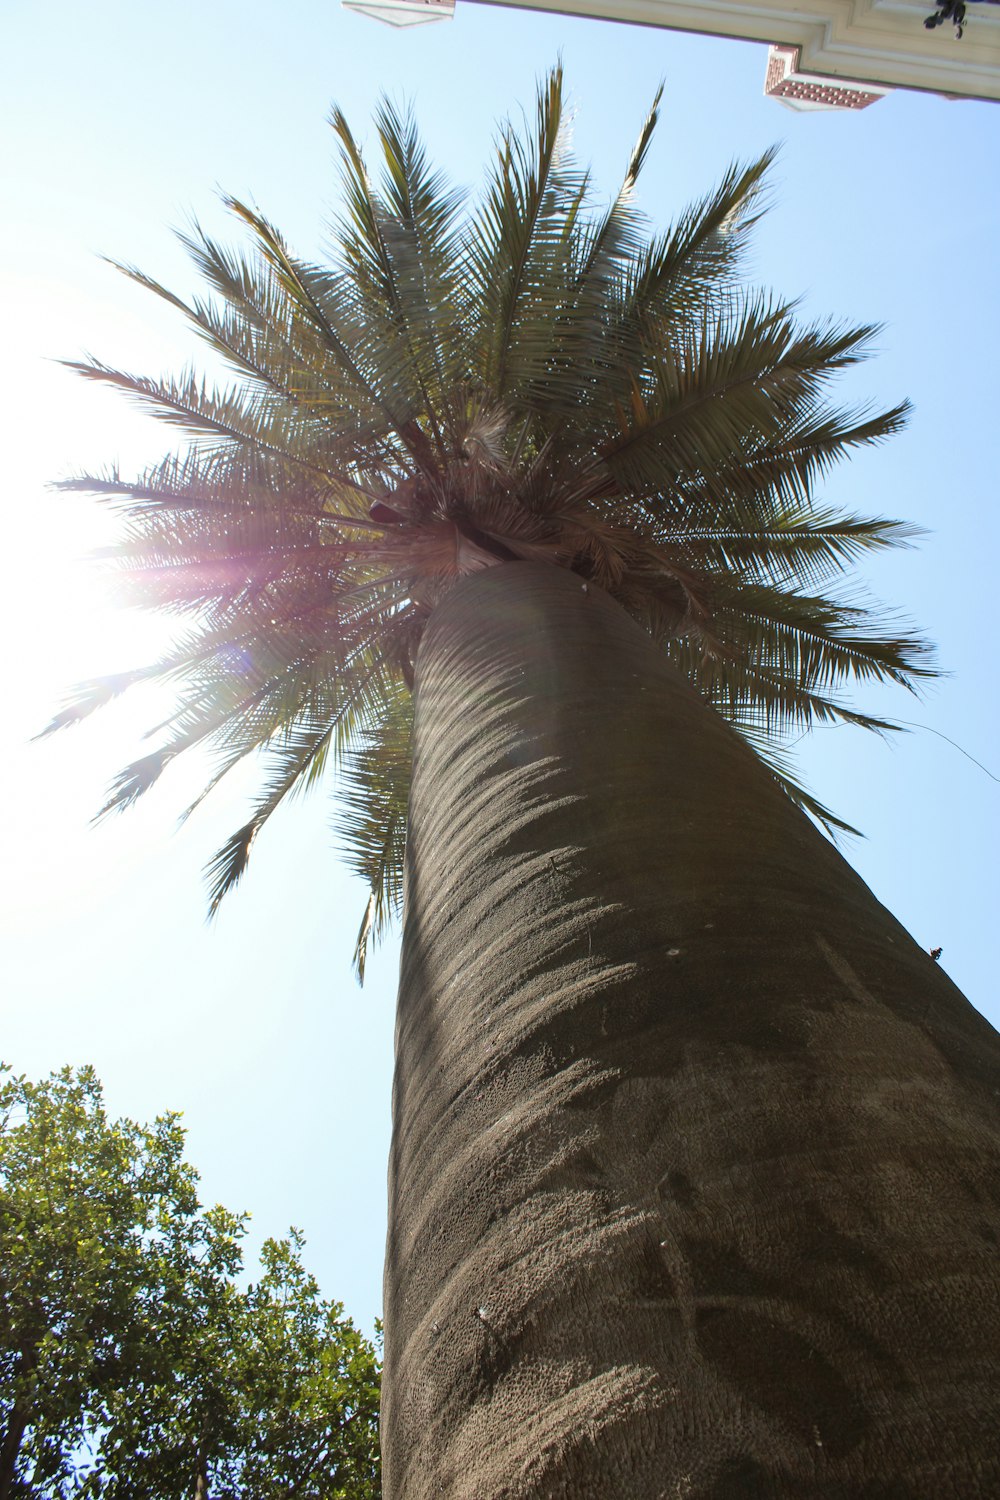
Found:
<box><xmin>0</xmin><ymin>1068</ymin><xmax>379</xmax><ymax>1500</ymax></box>
<box><xmin>93</xmin><ymin>1232</ymin><xmax>380</xmax><ymax>1500</ymax></box>
<box><xmin>0</xmin><ymin>1065</ymin><xmax>208</xmax><ymax>1500</ymax></box>
<box><xmin>226</xmin><ymin>1235</ymin><xmax>380</xmax><ymax>1500</ymax></box>
<box><xmin>47</xmin><ymin>69</ymin><xmax>1000</xmax><ymax>1497</ymax></box>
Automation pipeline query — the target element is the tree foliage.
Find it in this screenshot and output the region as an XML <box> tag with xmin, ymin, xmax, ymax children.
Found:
<box><xmin>45</xmin><ymin>67</ymin><xmax>932</xmax><ymax>977</ymax></box>
<box><xmin>0</xmin><ymin>1066</ymin><xmax>380</xmax><ymax>1500</ymax></box>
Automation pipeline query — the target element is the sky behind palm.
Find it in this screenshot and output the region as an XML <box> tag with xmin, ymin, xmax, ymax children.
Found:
<box><xmin>2</xmin><ymin>0</ymin><xmax>997</xmax><ymax>1332</ymax></box>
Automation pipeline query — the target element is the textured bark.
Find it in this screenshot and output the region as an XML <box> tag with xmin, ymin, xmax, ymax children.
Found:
<box><xmin>383</xmin><ymin>563</ymin><xmax>1000</xmax><ymax>1499</ymax></box>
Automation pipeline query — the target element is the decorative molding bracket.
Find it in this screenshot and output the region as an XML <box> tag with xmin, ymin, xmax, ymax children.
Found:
<box><xmin>764</xmin><ymin>42</ymin><xmax>891</xmax><ymax>104</ymax></box>
<box><xmin>343</xmin><ymin>0</ymin><xmax>454</xmax><ymax>25</ymax></box>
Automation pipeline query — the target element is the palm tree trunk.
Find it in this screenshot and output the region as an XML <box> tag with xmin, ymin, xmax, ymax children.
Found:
<box><xmin>382</xmin><ymin>562</ymin><xmax>1000</xmax><ymax>1499</ymax></box>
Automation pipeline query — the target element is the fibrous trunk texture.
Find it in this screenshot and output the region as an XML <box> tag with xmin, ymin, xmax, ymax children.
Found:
<box><xmin>383</xmin><ymin>563</ymin><xmax>1000</xmax><ymax>1499</ymax></box>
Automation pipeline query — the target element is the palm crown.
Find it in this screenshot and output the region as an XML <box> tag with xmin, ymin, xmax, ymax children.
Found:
<box><xmin>48</xmin><ymin>68</ymin><xmax>931</xmax><ymax>978</ymax></box>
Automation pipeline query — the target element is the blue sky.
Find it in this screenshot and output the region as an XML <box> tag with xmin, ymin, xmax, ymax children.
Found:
<box><xmin>2</xmin><ymin>0</ymin><xmax>997</xmax><ymax>1331</ymax></box>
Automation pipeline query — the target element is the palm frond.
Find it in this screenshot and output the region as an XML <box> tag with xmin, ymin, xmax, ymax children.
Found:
<box><xmin>676</xmin><ymin>509</ymin><xmax>919</xmax><ymax>589</ymax></box>
<box><xmin>602</xmin><ymin>148</ymin><xmax>777</xmax><ymax>382</ymax></box>
<box><xmin>735</xmin><ymin>724</ymin><xmax>863</xmax><ymax>838</ymax></box>
<box><xmin>330</xmin><ymin>99</ymin><xmax>464</xmax><ymax>442</ymax></box>
<box><xmin>205</xmin><ymin>720</ymin><xmax>336</xmax><ymax>916</ymax></box>
<box><xmin>335</xmin><ymin>690</ymin><xmax>413</xmax><ymax>981</ymax></box>
<box><xmin>602</xmin><ymin>304</ymin><xmax>884</xmax><ymax>489</ymax></box>
<box><xmin>36</xmin><ymin>668</ymin><xmax>160</xmax><ymax>736</ymax></box>
<box><xmin>224</xmin><ymin>197</ymin><xmax>435</xmax><ymax>472</ymax></box>
<box><xmin>649</xmin><ymin>401</ymin><xmax>912</xmax><ymax>535</ymax></box>
<box><xmin>464</xmin><ymin>66</ymin><xmax>591</xmax><ymax>402</ymax></box>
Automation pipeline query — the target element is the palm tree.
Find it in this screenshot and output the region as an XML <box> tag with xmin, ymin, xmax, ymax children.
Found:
<box><xmin>49</xmin><ymin>70</ymin><xmax>1000</xmax><ymax>1498</ymax></box>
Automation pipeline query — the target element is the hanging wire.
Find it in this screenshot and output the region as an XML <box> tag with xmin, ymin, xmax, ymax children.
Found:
<box><xmin>786</xmin><ymin>716</ymin><xmax>999</xmax><ymax>785</ymax></box>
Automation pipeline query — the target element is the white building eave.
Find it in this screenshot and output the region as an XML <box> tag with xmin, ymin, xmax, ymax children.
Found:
<box><xmin>473</xmin><ymin>0</ymin><xmax>1000</xmax><ymax>100</ymax></box>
